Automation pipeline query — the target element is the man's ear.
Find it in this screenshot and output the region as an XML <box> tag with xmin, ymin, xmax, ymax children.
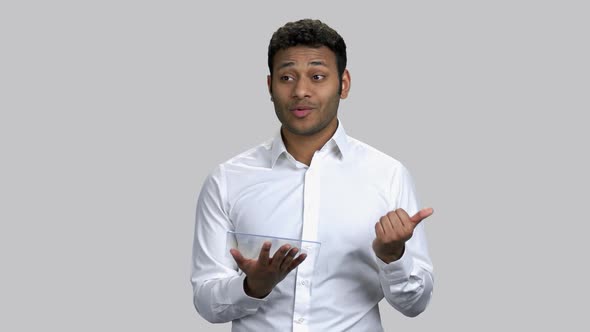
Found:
<box><xmin>340</xmin><ymin>69</ymin><xmax>351</xmax><ymax>99</ymax></box>
<box><xmin>267</xmin><ymin>75</ymin><xmax>273</xmax><ymax>97</ymax></box>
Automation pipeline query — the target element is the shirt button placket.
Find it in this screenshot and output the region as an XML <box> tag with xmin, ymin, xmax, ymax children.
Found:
<box><xmin>292</xmin><ymin>154</ymin><xmax>321</xmax><ymax>332</ymax></box>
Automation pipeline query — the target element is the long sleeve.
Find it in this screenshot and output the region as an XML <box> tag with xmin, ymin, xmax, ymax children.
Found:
<box><xmin>191</xmin><ymin>165</ymin><xmax>267</xmax><ymax>323</ymax></box>
<box><xmin>377</xmin><ymin>165</ymin><xmax>434</xmax><ymax>317</ymax></box>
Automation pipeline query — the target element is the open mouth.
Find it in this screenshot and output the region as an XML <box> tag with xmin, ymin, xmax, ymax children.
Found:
<box><xmin>290</xmin><ymin>106</ymin><xmax>313</xmax><ymax>118</ymax></box>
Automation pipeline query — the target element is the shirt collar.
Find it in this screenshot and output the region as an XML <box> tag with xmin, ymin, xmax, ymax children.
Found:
<box><xmin>270</xmin><ymin>131</ymin><xmax>288</xmax><ymax>168</ymax></box>
<box><xmin>330</xmin><ymin>121</ymin><xmax>350</xmax><ymax>158</ymax></box>
<box><xmin>270</xmin><ymin>120</ymin><xmax>350</xmax><ymax>168</ymax></box>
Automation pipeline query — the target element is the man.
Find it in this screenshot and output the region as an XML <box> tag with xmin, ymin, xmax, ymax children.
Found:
<box><xmin>192</xmin><ymin>19</ymin><xmax>434</xmax><ymax>331</ymax></box>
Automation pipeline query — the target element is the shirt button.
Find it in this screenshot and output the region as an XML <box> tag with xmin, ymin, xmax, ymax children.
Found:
<box><xmin>295</xmin><ymin>317</ymin><xmax>304</xmax><ymax>323</ymax></box>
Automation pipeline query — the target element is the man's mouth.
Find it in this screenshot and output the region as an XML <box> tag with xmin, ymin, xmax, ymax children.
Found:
<box><xmin>290</xmin><ymin>106</ymin><xmax>313</xmax><ymax>118</ymax></box>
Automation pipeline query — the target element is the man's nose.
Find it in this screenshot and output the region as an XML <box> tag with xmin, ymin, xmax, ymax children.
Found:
<box><xmin>292</xmin><ymin>78</ymin><xmax>311</xmax><ymax>99</ymax></box>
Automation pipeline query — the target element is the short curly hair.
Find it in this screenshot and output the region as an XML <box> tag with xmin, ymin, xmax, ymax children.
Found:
<box><xmin>268</xmin><ymin>19</ymin><xmax>347</xmax><ymax>80</ymax></box>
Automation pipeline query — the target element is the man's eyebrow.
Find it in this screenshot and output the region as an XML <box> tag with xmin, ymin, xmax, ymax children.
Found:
<box><xmin>277</xmin><ymin>62</ymin><xmax>295</xmax><ymax>70</ymax></box>
<box><xmin>309</xmin><ymin>60</ymin><xmax>327</xmax><ymax>66</ymax></box>
<box><xmin>276</xmin><ymin>60</ymin><xmax>328</xmax><ymax>70</ymax></box>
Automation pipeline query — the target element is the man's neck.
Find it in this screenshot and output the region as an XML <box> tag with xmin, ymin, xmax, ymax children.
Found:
<box><xmin>281</xmin><ymin>120</ymin><xmax>338</xmax><ymax>166</ymax></box>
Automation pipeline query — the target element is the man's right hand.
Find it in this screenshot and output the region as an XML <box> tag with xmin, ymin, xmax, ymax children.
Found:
<box><xmin>230</xmin><ymin>242</ymin><xmax>307</xmax><ymax>298</ymax></box>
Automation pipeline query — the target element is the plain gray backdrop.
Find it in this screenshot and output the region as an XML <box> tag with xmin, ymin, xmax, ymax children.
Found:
<box><xmin>1</xmin><ymin>0</ymin><xmax>588</xmax><ymax>331</ymax></box>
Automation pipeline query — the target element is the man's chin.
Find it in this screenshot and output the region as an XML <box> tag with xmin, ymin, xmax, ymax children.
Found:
<box><xmin>283</xmin><ymin>124</ymin><xmax>324</xmax><ymax>137</ymax></box>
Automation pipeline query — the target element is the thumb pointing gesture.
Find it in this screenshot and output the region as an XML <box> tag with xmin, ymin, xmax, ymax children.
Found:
<box><xmin>410</xmin><ymin>207</ymin><xmax>434</xmax><ymax>224</ymax></box>
<box><xmin>372</xmin><ymin>207</ymin><xmax>434</xmax><ymax>263</ymax></box>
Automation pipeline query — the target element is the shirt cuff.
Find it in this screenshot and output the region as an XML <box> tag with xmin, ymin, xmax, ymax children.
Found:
<box><xmin>227</xmin><ymin>274</ymin><xmax>269</xmax><ymax>313</ymax></box>
<box><xmin>375</xmin><ymin>249</ymin><xmax>414</xmax><ymax>282</ymax></box>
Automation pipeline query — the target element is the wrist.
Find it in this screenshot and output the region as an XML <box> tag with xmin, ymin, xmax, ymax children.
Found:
<box><xmin>377</xmin><ymin>245</ymin><xmax>405</xmax><ymax>264</ymax></box>
<box><xmin>244</xmin><ymin>277</ymin><xmax>271</xmax><ymax>299</ymax></box>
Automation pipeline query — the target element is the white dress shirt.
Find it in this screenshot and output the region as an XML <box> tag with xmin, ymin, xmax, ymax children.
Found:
<box><xmin>191</xmin><ymin>121</ymin><xmax>434</xmax><ymax>331</ymax></box>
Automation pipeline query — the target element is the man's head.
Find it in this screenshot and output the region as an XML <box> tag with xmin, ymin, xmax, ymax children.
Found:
<box><xmin>268</xmin><ymin>19</ymin><xmax>347</xmax><ymax>87</ymax></box>
<box><xmin>267</xmin><ymin>19</ymin><xmax>350</xmax><ymax>138</ymax></box>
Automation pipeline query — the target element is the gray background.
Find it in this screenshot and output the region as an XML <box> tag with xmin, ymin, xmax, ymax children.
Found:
<box><xmin>1</xmin><ymin>0</ymin><xmax>588</xmax><ymax>331</ymax></box>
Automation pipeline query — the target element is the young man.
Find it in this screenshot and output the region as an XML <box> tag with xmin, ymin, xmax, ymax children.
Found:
<box><xmin>192</xmin><ymin>19</ymin><xmax>434</xmax><ymax>331</ymax></box>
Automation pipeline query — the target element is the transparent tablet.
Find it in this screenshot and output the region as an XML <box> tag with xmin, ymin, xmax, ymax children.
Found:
<box><xmin>226</xmin><ymin>231</ymin><xmax>321</xmax><ymax>267</ymax></box>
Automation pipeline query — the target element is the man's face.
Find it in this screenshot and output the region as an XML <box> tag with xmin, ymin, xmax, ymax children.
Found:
<box><xmin>268</xmin><ymin>46</ymin><xmax>350</xmax><ymax>137</ymax></box>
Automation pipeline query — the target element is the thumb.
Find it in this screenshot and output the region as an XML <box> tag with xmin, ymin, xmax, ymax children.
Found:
<box><xmin>230</xmin><ymin>248</ymin><xmax>246</xmax><ymax>269</ymax></box>
<box><xmin>410</xmin><ymin>207</ymin><xmax>434</xmax><ymax>224</ymax></box>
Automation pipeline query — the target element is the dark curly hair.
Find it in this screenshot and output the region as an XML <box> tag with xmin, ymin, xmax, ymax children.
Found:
<box><xmin>268</xmin><ymin>19</ymin><xmax>347</xmax><ymax>81</ymax></box>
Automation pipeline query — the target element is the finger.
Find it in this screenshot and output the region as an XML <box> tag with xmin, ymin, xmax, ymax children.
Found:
<box><xmin>390</xmin><ymin>211</ymin><xmax>409</xmax><ymax>239</ymax></box>
<box><xmin>374</xmin><ymin>221</ymin><xmax>385</xmax><ymax>239</ymax></box>
<box><xmin>386</xmin><ymin>212</ymin><xmax>402</xmax><ymax>235</ymax></box>
<box><xmin>394</xmin><ymin>208</ymin><xmax>410</xmax><ymax>227</ymax></box>
<box><xmin>395</xmin><ymin>208</ymin><xmax>414</xmax><ymax>234</ymax></box>
<box><xmin>287</xmin><ymin>253</ymin><xmax>307</xmax><ymax>273</ymax></box>
<box><xmin>380</xmin><ymin>215</ymin><xmax>394</xmax><ymax>236</ymax></box>
<box><xmin>258</xmin><ymin>241</ymin><xmax>272</xmax><ymax>266</ymax></box>
<box><xmin>410</xmin><ymin>207</ymin><xmax>434</xmax><ymax>224</ymax></box>
<box><xmin>230</xmin><ymin>248</ymin><xmax>246</xmax><ymax>269</ymax></box>
<box><xmin>280</xmin><ymin>247</ymin><xmax>298</xmax><ymax>271</ymax></box>
<box><xmin>271</xmin><ymin>244</ymin><xmax>292</xmax><ymax>268</ymax></box>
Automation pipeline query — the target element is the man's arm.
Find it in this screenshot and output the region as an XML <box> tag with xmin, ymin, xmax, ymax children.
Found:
<box><xmin>372</xmin><ymin>165</ymin><xmax>435</xmax><ymax>317</ymax></box>
<box><xmin>191</xmin><ymin>165</ymin><xmax>267</xmax><ymax>323</ymax></box>
<box><xmin>191</xmin><ymin>165</ymin><xmax>307</xmax><ymax>323</ymax></box>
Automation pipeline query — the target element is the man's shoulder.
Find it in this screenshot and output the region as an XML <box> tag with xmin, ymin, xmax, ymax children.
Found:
<box><xmin>218</xmin><ymin>138</ymin><xmax>274</xmax><ymax>169</ymax></box>
<box><xmin>202</xmin><ymin>138</ymin><xmax>273</xmax><ymax>187</ymax></box>
<box><xmin>346</xmin><ymin>135</ymin><xmax>405</xmax><ymax>170</ymax></box>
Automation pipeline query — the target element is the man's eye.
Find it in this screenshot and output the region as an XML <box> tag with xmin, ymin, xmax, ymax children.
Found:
<box><xmin>312</xmin><ymin>75</ymin><xmax>325</xmax><ymax>81</ymax></box>
<box><xmin>280</xmin><ymin>76</ymin><xmax>294</xmax><ymax>81</ymax></box>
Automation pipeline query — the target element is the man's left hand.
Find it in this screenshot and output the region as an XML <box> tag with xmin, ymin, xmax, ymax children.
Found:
<box><xmin>372</xmin><ymin>207</ymin><xmax>434</xmax><ymax>263</ymax></box>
